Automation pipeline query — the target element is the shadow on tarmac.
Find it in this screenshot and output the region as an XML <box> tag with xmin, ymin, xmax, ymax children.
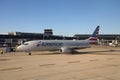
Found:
<box><xmin>72</xmin><ymin>50</ymin><xmax>120</xmax><ymax>55</ymax></box>
<box><xmin>34</xmin><ymin>50</ymin><xmax>120</xmax><ymax>55</ymax></box>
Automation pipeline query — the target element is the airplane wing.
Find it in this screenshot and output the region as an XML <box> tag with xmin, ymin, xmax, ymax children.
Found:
<box><xmin>68</xmin><ymin>46</ymin><xmax>90</xmax><ymax>49</ymax></box>
<box><xmin>59</xmin><ymin>46</ymin><xmax>90</xmax><ymax>53</ymax></box>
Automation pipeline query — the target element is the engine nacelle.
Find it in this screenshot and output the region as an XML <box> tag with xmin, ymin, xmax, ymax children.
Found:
<box><xmin>59</xmin><ymin>47</ymin><xmax>71</xmax><ymax>53</ymax></box>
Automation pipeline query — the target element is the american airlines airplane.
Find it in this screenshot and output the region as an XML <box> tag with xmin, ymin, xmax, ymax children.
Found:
<box><xmin>16</xmin><ymin>26</ymin><xmax>100</xmax><ymax>55</ymax></box>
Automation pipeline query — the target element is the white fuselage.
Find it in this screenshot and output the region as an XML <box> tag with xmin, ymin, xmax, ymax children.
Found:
<box><xmin>17</xmin><ymin>40</ymin><xmax>90</xmax><ymax>52</ymax></box>
<box><xmin>16</xmin><ymin>26</ymin><xmax>99</xmax><ymax>53</ymax></box>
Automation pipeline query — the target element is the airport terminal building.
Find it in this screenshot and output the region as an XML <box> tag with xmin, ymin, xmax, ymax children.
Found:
<box><xmin>0</xmin><ymin>29</ymin><xmax>74</xmax><ymax>47</ymax></box>
<box><xmin>0</xmin><ymin>29</ymin><xmax>120</xmax><ymax>47</ymax></box>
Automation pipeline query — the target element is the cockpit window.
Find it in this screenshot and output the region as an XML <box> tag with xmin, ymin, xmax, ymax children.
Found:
<box><xmin>23</xmin><ymin>43</ymin><xmax>29</xmax><ymax>45</ymax></box>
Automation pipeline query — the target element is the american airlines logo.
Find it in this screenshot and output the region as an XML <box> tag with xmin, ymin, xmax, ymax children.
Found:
<box><xmin>89</xmin><ymin>37</ymin><xmax>98</xmax><ymax>44</ymax></box>
<box><xmin>37</xmin><ymin>41</ymin><xmax>63</xmax><ymax>47</ymax></box>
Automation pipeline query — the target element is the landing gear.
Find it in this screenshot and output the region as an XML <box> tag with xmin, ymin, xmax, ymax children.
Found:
<box><xmin>28</xmin><ymin>52</ymin><xmax>31</xmax><ymax>55</ymax></box>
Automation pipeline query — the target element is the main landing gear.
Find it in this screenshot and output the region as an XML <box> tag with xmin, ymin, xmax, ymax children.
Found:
<box><xmin>28</xmin><ymin>52</ymin><xmax>31</xmax><ymax>55</ymax></box>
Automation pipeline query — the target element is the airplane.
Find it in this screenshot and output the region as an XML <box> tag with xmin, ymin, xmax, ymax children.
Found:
<box><xmin>16</xmin><ymin>26</ymin><xmax>100</xmax><ymax>55</ymax></box>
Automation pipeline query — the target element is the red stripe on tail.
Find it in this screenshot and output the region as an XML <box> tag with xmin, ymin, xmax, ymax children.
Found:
<box><xmin>89</xmin><ymin>42</ymin><xmax>98</xmax><ymax>44</ymax></box>
<box><xmin>89</xmin><ymin>38</ymin><xmax>97</xmax><ymax>40</ymax></box>
<box><xmin>89</xmin><ymin>37</ymin><xmax>98</xmax><ymax>44</ymax></box>
<box><xmin>89</xmin><ymin>37</ymin><xmax>98</xmax><ymax>40</ymax></box>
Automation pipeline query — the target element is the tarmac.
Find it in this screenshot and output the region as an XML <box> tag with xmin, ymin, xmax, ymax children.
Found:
<box><xmin>0</xmin><ymin>45</ymin><xmax>120</xmax><ymax>80</ymax></box>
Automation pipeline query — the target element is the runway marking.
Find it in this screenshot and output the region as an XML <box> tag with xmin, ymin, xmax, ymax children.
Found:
<box><xmin>0</xmin><ymin>59</ymin><xmax>10</xmax><ymax>61</ymax></box>
<box><xmin>106</xmin><ymin>64</ymin><xmax>119</xmax><ymax>67</ymax></box>
<box><xmin>40</xmin><ymin>64</ymin><xmax>56</xmax><ymax>67</ymax></box>
<box><xmin>0</xmin><ymin>67</ymin><xmax>22</xmax><ymax>71</ymax></box>
<box><xmin>68</xmin><ymin>61</ymin><xmax>80</xmax><ymax>63</ymax></box>
<box><xmin>107</xmin><ymin>58</ymin><xmax>115</xmax><ymax>60</ymax></box>
<box><xmin>89</xmin><ymin>59</ymin><xmax>99</xmax><ymax>61</ymax></box>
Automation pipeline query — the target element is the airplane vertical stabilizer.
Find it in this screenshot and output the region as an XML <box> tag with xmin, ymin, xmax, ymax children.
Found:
<box><xmin>88</xmin><ymin>26</ymin><xmax>100</xmax><ymax>44</ymax></box>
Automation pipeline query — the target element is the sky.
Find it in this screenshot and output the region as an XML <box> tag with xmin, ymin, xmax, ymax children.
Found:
<box><xmin>0</xmin><ymin>0</ymin><xmax>120</xmax><ymax>36</ymax></box>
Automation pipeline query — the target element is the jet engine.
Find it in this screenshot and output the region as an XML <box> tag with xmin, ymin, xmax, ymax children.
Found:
<box><xmin>59</xmin><ymin>47</ymin><xmax>71</xmax><ymax>53</ymax></box>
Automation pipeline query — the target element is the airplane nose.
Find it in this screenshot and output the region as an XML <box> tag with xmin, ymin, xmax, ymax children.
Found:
<box><xmin>16</xmin><ymin>46</ymin><xmax>20</xmax><ymax>51</ymax></box>
<box><xmin>16</xmin><ymin>46</ymin><xmax>23</xmax><ymax>51</ymax></box>
<box><xmin>16</xmin><ymin>45</ymin><xmax>30</xmax><ymax>52</ymax></box>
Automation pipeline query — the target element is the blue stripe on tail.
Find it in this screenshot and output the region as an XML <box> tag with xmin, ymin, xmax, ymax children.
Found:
<box><xmin>91</xmin><ymin>26</ymin><xmax>100</xmax><ymax>37</ymax></box>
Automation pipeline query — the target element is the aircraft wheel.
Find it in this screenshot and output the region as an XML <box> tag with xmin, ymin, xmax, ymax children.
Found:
<box><xmin>29</xmin><ymin>52</ymin><xmax>31</xmax><ymax>55</ymax></box>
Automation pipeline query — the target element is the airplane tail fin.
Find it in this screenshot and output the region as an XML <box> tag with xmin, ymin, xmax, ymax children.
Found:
<box><xmin>88</xmin><ymin>26</ymin><xmax>100</xmax><ymax>44</ymax></box>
